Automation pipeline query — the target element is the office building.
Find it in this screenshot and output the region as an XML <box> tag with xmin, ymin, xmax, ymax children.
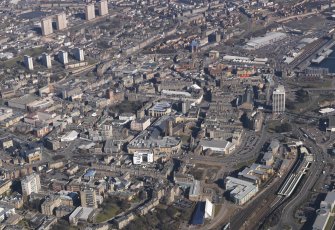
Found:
<box><xmin>55</xmin><ymin>13</ymin><xmax>67</xmax><ymax>30</ymax></box>
<box><xmin>41</xmin><ymin>196</ymin><xmax>62</xmax><ymax>216</ymax></box>
<box><xmin>21</xmin><ymin>173</ymin><xmax>41</xmax><ymax>196</ymax></box>
<box><xmin>41</xmin><ymin>17</ymin><xmax>53</xmax><ymax>36</ymax></box>
<box><xmin>224</xmin><ymin>176</ymin><xmax>258</xmax><ymax>205</ymax></box>
<box><xmin>133</xmin><ymin>151</ymin><xmax>154</xmax><ymax>165</ymax></box>
<box><xmin>98</xmin><ymin>0</ymin><xmax>108</xmax><ymax>16</ymax></box>
<box><xmin>85</xmin><ymin>4</ymin><xmax>95</xmax><ymax>21</ymax></box>
<box><xmin>24</xmin><ymin>55</ymin><xmax>34</xmax><ymax>70</ymax></box>
<box><xmin>73</xmin><ymin>48</ymin><xmax>84</xmax><ymax>61</ymax></box>
<box><xmin>130</xmin><ymin>117</ymin><xmax>151</xmax><ymax>131</ymax></box>
<box><xmin>80</xmin><ymin>188</ymin><xmax>97</xmax><ymax>209</ymax></box>
<box><xmin>0</xmin><ymin>180</ymin><xmax>12</xmax><ymax>195</ymax></box>
<box><xmin>312</xmin><ymin>191</ymin><xmax>335</xmax><ymax>230</ymax></box>
<box><xmin>200</xmin><ymin>139</ymin><xmax>236</xmax><ymax>155</ymax></box>
<box><xmin>58</xmin><ymin>51</ymin><xmax>68</xmax><ymax>65</ymax></box>
<box><xmin>238</xmin><ymin>163</ymin><xmax>274</xmax><ymax>185</ymax></box>
<box><xmin>42</xmin><ymin>53</ymin><xmax>52</xmax><ymax>68</ymax></box>
<box><xmin>189</xmin><ymin>180</ymin><xmax>201</xmax><ymax>201</ymax></box>
<box><xmin>245</xmin><ymin>32</ymin><xmax>286</xmax><ymax>50</ymax></box>
<box><xmin>272</xmin><ymin>85</ymin><xmax>285</xmax><ymax>114</ymax></box>
<box><xmin>41</xmin><ymin>195</ymin><xmax>73</xmax><ymax>216</ymax></box>
<box><xmin>69</xmin><ymin>207</ymin><xmax>94</xmax><ymax>226</ymax></box>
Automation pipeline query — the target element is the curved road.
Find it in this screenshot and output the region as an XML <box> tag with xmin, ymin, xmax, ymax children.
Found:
<box><xmin>278</xmin><ymin>131</ymin><xmax>326</xmax><ymax>229</ymax></box>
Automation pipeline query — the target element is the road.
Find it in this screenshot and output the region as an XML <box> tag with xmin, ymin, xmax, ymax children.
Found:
<box><xmin>277</xmin><ymin>129</ymin><xmax>327</xmax><ymax>229</ymax></box>
<box><xmin>182</xmin><ymin>123</ymin><xmax>270</xmax><ymax>172</ymax></box>
<box><xmin>275</xmin><ymin>11</ymin><xmax>318</xmax><ymax>23</ymax></box>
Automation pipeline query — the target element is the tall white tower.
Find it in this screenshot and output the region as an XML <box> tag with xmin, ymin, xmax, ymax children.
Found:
<box><xmin>98</xmin><ymin>0</ymin><xmax>108</xmax><ymax>16</ymax></box>
<box><xmin>85</xmin><ymin>4</ymin><xmax>96</xmax><ymax>21</ymax></box>
<box><xmin>73</xmin><ymin>48</ymin><xmax>84</xmax><ymax>61</ymax></box>
<box><xmin>58</xmin><ymin>51</ymin><xmax>68</xmax><ymax>65</ymax></box>
<box><xmin>42</xmin><ymin>53</ymin><xmax>52</xmax><ymax>68</ymax></box>
<box><xmin>41</xmin><ymin>17</ymin><xmax>53</xmax><ymax>36</ymax></box>
<box><xmin>272</xmin><ymin>85</ymin><xmax>285</xmax><ymax>114</ymax></box>
<box><xmin>21</xmin><ymin>173</ymin><xmax>41</xmax><ymax>196</ymax></box>
<box><xmin>55</xmin><ymin>13</ymin><xmax>67</xmax><ymax>30</ymax></box>
<box><xmin>24</xmin><ymin>55</ymin><xmax>34</xmax><ymax>70</ymax></box>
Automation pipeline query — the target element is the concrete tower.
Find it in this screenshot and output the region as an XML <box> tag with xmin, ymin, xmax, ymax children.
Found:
<box><xmin>272</xmin><ymin>85</ymin><xmax>285</xmax><ymax>114</ymax></box>
<box><xmin>24</xmin><ymin>55</ymin><xmax>34</xmax><ymax>70</ymax></box>
<box><xmin>181</xmin><ymin>101</ymin><xmax>189</xmax><ymax>114</ymax></box>
<box><xmin>85</xmin><ymin>4</ymin><xmax>96</xmax><ymax>21</ymax></box>
<box><xmin>73</xmin><ymin>48</ymin><xmax>84</xmax><ymax>61</ymax></box>
<box><xmin>58</xmin><ymin>51</ymin><xmax>68</xmax><ymax>65</ymax></box>
<box><xmin>98</xmin><ymin>0</ymin><xmax>108</xmax><ymax>16</ymax></box>
<box><xmin>55</xmin><ymin>13</ymin><xmax>67</xmax><ymax>30</ymax></box>
<box><xmin>42</xmin><ymin>53</ymin><xmax>52</xmax><ymax>69</ymax></box>
<box><xmin>41</xmin><ymin>17</ymin><xmax>53</xmax><ymax>36</ymax></box>
<box><xmin>21</xmin><ymin>173</ymin><xmax>41</xmax><ymax>196</ymax></box>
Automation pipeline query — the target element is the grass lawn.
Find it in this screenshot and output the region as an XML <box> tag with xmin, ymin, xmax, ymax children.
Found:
<box><xmin>288</xmin><ymin>94</ymin><xmax>327</xmax><ymax>114</ymax></box>
<box><xmin>18</xmin><ymin>219</ymin><xmax>30</xmax><ymax>228</ymax></box>
<box><xmin>111</xmin><ymin>100</ymin><xmax>143</xmax><ymax>114</ymax></box>
<box><xmin>189</xmin><ymin>167</ymin><xmax>204</xmax><ymax>180</ymax></box>
<box><xmin>2</xmin><ymin>56</ymin><xmax>21</xmax><ymax>68</ymax></box>
<box><xmin>2</xmin><ymin>47</ymin><xmax>48</xmax><ymax>70</ymax></box>
<box><xmin>235</xmin><ymin>158</ymin><xmax>256</xmax><ymax>169</ymax></box>
<box><xmin>22</xmin><ymin>47</ymin><xmax>47</xmax><ymax>56</ymax></box>
<box><xmin>267</xmin><ymin>120</ymin><xmax>282</xmax><ymax>133</ymax></box>
<box><xmin>300</xmin><ymin>80</ymin><xmax>332</xmax><ymax>89</ymax></box>
<box><xmin>95</xmin><ymin>203</ymin><xmax>120</xmax><ymax>223</ymax></box>
<box><xmin>95</xmin><ymin>197</ymin><xmax>131</xmax><ymax>223</ymax></box>
<box><xmin>179</xmin><ymin>135</ymin><xmax>190</xmax><ymax>144</ymax></box>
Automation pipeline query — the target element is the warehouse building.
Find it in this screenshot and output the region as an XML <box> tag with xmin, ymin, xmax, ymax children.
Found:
<box><xmin>200</xmin><ymin>139</ymin><xmax>236</xmax><ymax>155</ymax></box>
<box><xmin>245</xmin><ymin>32</ymin><xmax>286</xmax><ymax>50</ymax></box>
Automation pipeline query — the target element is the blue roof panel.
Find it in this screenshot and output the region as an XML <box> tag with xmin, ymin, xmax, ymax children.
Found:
<box><xmin>190</xmin><ymin>201</ymin><xmax>205</xmax><ymax>225</ymax></box>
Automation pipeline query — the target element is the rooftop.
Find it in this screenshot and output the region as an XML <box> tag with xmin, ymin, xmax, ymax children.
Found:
<box><xmin>225</xmin><ymin>176</ymin><xmax>258</xmax><ymax>201</ymax></box>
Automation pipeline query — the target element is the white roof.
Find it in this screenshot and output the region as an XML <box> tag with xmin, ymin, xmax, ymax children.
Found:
<box><xmin>246</xmin><ymin>32</ymin><xmax>286</xmax><ymax>47</ymax></box>
<box><xmin>225</xmin><ymin>176</ymin><xmax>258</xmax><ymax>201</ymax></box>
<box><xmin>161</xmin><ymin>90</ymin><xmax>191</xmax><ymax>97</ymax></box>
<box><xmin>191</xmin><ymin>84</ymin><xmax>201</xmax><ymax>90</ymax></box>
<box><xmin>200</xmin><ymin>139</ymin><xmax>231</xmax><ymax>150</ymax></box>
<box><xmin>319</xmin><ymin>108</ymin><xmax>335</xmax><ymax>114</ymax></box>
<box><xmin>223</xmin><ymin>55</ymin><xmax>250</xmax><ymax>61</ymax></box>
<box><xmin>205</xmin><ymin>198</ymin><xmax>213</xmax><ymax>218</ymax></box>
<box><xmin>60</xmin><ymin>130</ymin><xmax>78</xmax><ymax>142</ymax></box>
<box><xmin>284</xmin><ymin>57</ymin><xmax>294</xmax><ymax>64</ymax></box>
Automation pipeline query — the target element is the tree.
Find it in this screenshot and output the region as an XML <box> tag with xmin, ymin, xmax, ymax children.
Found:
<box><xmin>286</xmin><ymin>100</ymin><xmax>296</xmax><ymax>110</ymax></box>
<box><xmin>275</xmin><ymin>123</ymin><xmax>292</xmax><ymax>133</ymax></box>
<box><xmin>296</xmin><ymin>89</ymin><xmax>309</xmax><ymax>103</ymax></box>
